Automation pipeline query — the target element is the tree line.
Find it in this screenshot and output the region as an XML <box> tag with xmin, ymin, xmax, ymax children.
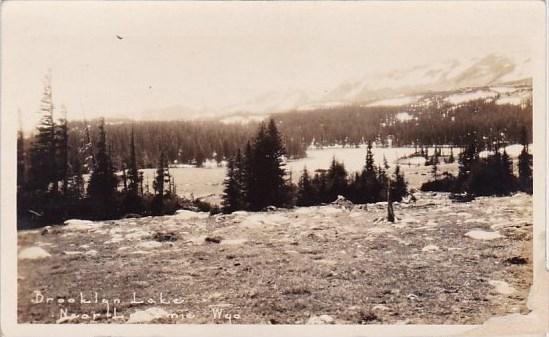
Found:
<box><xmin>221</xmin><ymin>123</ymin><xmax>409</xmax><ymax>213</ymax></box>
<box><xmin>274</xmin><ymin>98</ymin><xmax>532</xmax><ymax>148</ymax></box>
<box><xmin>420</xmin><ymin>127</ymin><xmax>533</xmax><ymax>196</ymax></box>
<box><xmin>20</xmin><ymin>93</ymin><xmax>531</xmax><ymax>175</ymax></box>
<box><xmin>17</xmin><ymin>77</ymin><xmax>215</xmax><ymax>228</ymax></box>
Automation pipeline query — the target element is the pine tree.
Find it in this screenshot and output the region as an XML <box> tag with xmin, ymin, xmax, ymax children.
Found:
<box><xmin>222</xmin><ymin>156</ymin><xmax>241</xmax><ymax>213</ymax></box>
<box><xmin>431</xmin><ymin>159</ymin><xmax>438</xmax><ymax>180</ymax></box>
<box><xmin>447</xmin><ymin>147</ymin><xmax>455</xmax><ymax>163</ymax></box>
<box><xmin>70</xmin><ymin>156</ymin><xmax>85</xmax><ymax>199</ymax></box>
<box><xmin>152</xmin><ymin>152</ymin><xmax>169</xmax><ymax>215</ymax></box>
<box><xmin>17</xmin><ymin>126</ymin><xmax>26</xmax><ymax>191</ymax></box>
<box><xmin>386</xmin><ymin>176</ymin><xmax>395</xmax><ymax>222</ymax></box>
<box><xmin>245</xmin><ymin>119</ymin><xmax>290</xmax><ymax>210</ymax></box>
<box><xmin>326</xmin><ymin>157</ymin><xmax>348</xmax><ymax>202</ymax></box>
<box><xmin>296</xmin><ymin>167</ymin><xmax>316</xmax><ymax>206</ymax></box>
<box><xmin>153</xmin><ymin>152</ymin><xmax>166</xmax><ymax>196</ymax></box>
<box><xmin>391</xmin><ymin>165</ymin><xmax>408</xmax><ymax>202</ymax></box>
<box><xmin>127</xmin><ymin>128</ymin><xmax>140</xmax><ymax>196</ymax></box>
<box><xmin>29</xmin><ymin>74</ymin><xmax>57</xmax><ymax>192</ymax></box>
<box><xmin>312</xmin><ymin>170</ymin><xmax>329</xmax><ymax>204</ymax></box>
<box><xmin>518</xmin><ymin>127</ymin><xmax>533</xmax><ymax>193</ymax></box>
<box><xmin>56</xmin><ymin>106</ymin><xmax>70</xmax><ymax>197</ymax></box>
<box><xmin>360</xmin><ymin>140</ymin><xmax>381</xmax><ymax>203</ymax></box>
<box><xmin>122</xmin><ymin>128</ymin><xmax>144</xmax><ymax>214</ymax></box>
<box><xmin>241</xmin><ymin>141</ymin><xmax>254</xmax><ymax>207</ymax></box>
<box><xmin>87</xmin><ymin>118</ymin><xmax>118</xmax><ymax>217</ymax></box>
<box><xmin>500</xmin><ymin>149</ymin><xmax>516</xmax><ymax>193</ymax></box>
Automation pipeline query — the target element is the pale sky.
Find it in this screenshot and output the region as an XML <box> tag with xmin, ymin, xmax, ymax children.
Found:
<box><xmin>1</xmin><ymin>1</ymin><xmax>543</xmax><ymax>131</ymax></box>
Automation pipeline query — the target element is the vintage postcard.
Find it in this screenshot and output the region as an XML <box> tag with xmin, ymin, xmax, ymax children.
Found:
<box><xmin>1</xmin><ymin>1</ymin><xmax>547</xmax><ymax>336</ymax></box>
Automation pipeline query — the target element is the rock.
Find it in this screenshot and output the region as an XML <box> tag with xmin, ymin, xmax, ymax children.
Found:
<box><xmin>504</xmin><ymin>256</ymin><xmax>528</xmax><ymax>265</ymax></box>
<box><xmin>18</xmin><ymin>247</ymin><xmax>51</xmax><ymax>260</ymax></box>
<box><xmin>63</xmin><ymin>251</ymin><xmax>82</xmax><ymax>256</ymax></box>
<box><xmin>359</xmin><ymin>311</ymin><xmax>379</xmax><ymax>323</ymax></box>
<box><xmin>306</xmin><ymin>314</ymin><xmax>335</xmax><ymax>324</ymax></box>
<box><xmin>488</xmin><ymin>280</ymin><xmax>516</xmax><ymax>295</ymax></box>
<box><xmin>332</xmin><ymin>195</ymin><xmax>354</xmax><ymax>209</ymax></box>
<box><xmin>406</xmin><ymin>293</ymin><xmax>419</xmax><ymax>301</ymax></box>
<box><xmin>465</xmin><ymin>229</ymin><xmax>503</xmax><ymax>240</ymax></box>
<box><xmin>174</xmin><ymin>210</ymin><xmax>210</xmax><ymax>220</ymax></box>
<box><xmin>421</xmin><ymin>244</ymin><xmax>439</xmax><ymax>252</ymax></box>
<box><xmin>205</xmin><ymin>236</ymin><xmax>223</xmax><ymax>244</ymax></box>
<box><xmin>152</xmin><ymin>231</ymin><xmax>178</xmax><ymax>242</ymax></box>
<box><xmin>127</xmin><ymin>307</ymin><xmax>170</xmax><ymax>323</ymax></box>
<box><xmin>449</xmin><ymin>192</ymin><xmax>475</xmax><ymax>203</ymax></box>
<box><xmin>264</xmin><ymin>205</ymin><xmax>278</xmax><ymax>212</ymax></box>
<box><xmin>372</xmin><ymin>304</ymin><xmax>390</xmax><ymax>311</ymax></box>
<box><xmin>85</xmin><ymin>250</ymin><xmax>98</xmax><ymax>256</ymax></box>
<box><xmin>123</xmin><ymin>213</ymin><xmax>142</xmax><ymax>219</ymax></box>
<box><xmin>136</xmin><ymin>241</ymin><xmax>163</xmax><ymax>249</ymax></box>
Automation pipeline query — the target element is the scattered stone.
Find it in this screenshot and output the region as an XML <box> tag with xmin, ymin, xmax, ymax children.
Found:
<box><xmin>488</xmin><ymin>280</ymin><xmax>516</xmax><ymax>295</ymax></box>
<box><xmin>85</xmin><ymin>250</ymin><xmax>98</xmax><ymax>256</ymax></box>
<box><xmin>136</xmin><ymin>241</ymin><xmax>163</xmax><ymax>250</ymax></box>
<box><xmin>306</xmin><ymin>314</ymin><xmax>335</xmax><ymax>324</ymax></box>
<box><xmin>332</xmin><ymin>195</ymin><xmax>354</xmax><ymax>209</ymax></box>
<box><xmin>406</xmin><ymin>293</ymin><xmax>419</xmax><ymax>301</ymax></box>
<box><xmin>127</xmin><ymin>307</ymin><xmax>170</xmax><ymax>323</ymax></box>
<box><xmin>152</xmin><ymin>231</ymin><xmax>178</xmax><ymax>242</ymax></box>
<box><xmin>372</xmin><ymin>304</ymin><xmax>390</xmax><ymax>311</ymax></box>
<box><xmin>359</xmin><ymin>311</ymin><xmax>380</xmax><ymax>324</ymax></box>
<box><xmin>421</xmin><ymin>244</ymin><xmax>439</xmax><ymax>252</ymax></box>
<box><xmin>450</xmin><ymin>193</ymin><xmax>475</xmax><ymax>203</ymax></box>
<box><xmin>465</xmin><ymin>229</ymin><xmax>503</xmax><ymax>240</ymax></box>
<box><xmin>174</xmin><ymin>210</ymin><xmax>209</xmax><ymax>220</ymax></box>
<box><xmin>40</xmin><ymin>226</ymin><xmax>52</xmax><ymax>235</ymax></box>
<box><xmin>504</xmin><ymin>256</ymin><xmax>528</xmax><ymax>265</ymax></box>
<box><xmin>205</xmin><ymin>236</ymin><xmax>223</xmax><ymax>244</ymax></box>
<box><xmin>18</xmin><ymin>247</ymin><xmax>51</xmax><ymax>260</ymax></box>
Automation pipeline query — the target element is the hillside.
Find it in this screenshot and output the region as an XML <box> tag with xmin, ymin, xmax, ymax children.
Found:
<box><xmin>18</xmin><ymin>191</ymin><xmax>532</xmax><ymax>324</ymax></box>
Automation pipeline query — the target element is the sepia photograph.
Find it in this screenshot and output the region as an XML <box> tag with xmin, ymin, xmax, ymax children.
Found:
<box><xmin>1</xmin><ymin>1</ymin><xmax>547</xmax><ymax>335</ymax></box>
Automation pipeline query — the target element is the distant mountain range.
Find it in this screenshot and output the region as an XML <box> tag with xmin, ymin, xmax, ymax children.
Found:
<box><xmin>138</xmin><ymin>53</ymin><xmax>532</xmax><ymax>124</ymax></box>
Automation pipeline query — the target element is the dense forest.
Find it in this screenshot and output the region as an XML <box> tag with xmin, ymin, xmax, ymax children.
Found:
<box><xmin>17</xmin><ymin>76</ymin><xmax>533</xmax><ymax>228</ymax></box>
<box><xmin>20</xmin><ymin>95</ymin><xmax>532</xmax><ymax>174</ymax></box>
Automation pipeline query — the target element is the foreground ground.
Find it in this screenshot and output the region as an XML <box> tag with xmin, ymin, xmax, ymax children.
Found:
<box><xmin>18</xmin><ymin>192</ymin><xmax>532</xmax><ymax>324</ymax></box>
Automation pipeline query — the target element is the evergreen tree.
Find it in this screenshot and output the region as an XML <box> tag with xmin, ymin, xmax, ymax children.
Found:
<box><xmin>123</xmin><ymin>128</ymin><xmax>143</xmax><ymax>213</ymax></box>
<box><xmin>17</xmin><ymin>127</ymin><xmax>26</xmax><ymax>191</ymax></box>
<box><xmin>326</xmin><ymin>158</ymin><xmax>348</xmax><ymax>201</ymax></box>
<box><xmin>360</xmin><ymin>140</ymin><xmax>382</xmax><ymax>203</ymax></box>
<box><xmin>241</xmin><ymin>141</ymin><xmax>254</xmax><ymax>207</ymax></box>
<box><xmin>447</xmin><ymin>147</ymin><xmax>455</xmax><ymax>163</ymax></box>
<box><xmin>459</xmin><ymin>135</ymin><xmax>480</xmax><ymax>179</ymax></box>
<box><xmin>296</xmin><ymin>167</ymin><xmax>316</xmax><ymax>206</ymax></box>
<box><xmin>127</xmin><ymin>128</ymin><xmax>140</xmax><ymax>196</ymax></box>
<box><xmin>246</xmin><ymin>119</ymin><xmax>290</xmax><ymax>210</ymax></box>
<box><xmin>222</xmin><ymin>150</ymin><xmax>245</xmax><ymax>213</ymax></box>
<box><xmin>518</xmin><ymin>127</ymin><xmax>533</xmax><ymax>193</ymax></box>
<box><xmin>431</xmin><ymin>158</ymin><xmax>439</xmax><ymax>180</ymax></box>
<box><xmin>312</xmin><ymin>170</ymin><xmax>329</xmax><ymax>204</ymax></box>
<box><xmin>222</xmin><ymin>156</ymin><xmax>240</xmax><ymax>213</ymax></box>
<box><xmin>87</xmin><ymin>118</ymin><xmax>118</xmax><ymax>217</ymax></box>
<box><xmin>56</xmin><ymin>106</ymin><xmax>69</xmax><ymax>196</ymax></box>
<box><xmin>500</xmin><ymin>149</ymin><xmax>516</xmax><ymax>193</ymax></box>
<box><xmin>29</xmin><ymin>74</ymin><xmax>57</xmax><ymax>192</ymax></box>
<box><xmin>152</xmin><ymin>152</ymin><xmax>169</xmax><ymax>215</ymax></box>
<box><xmin>70</xmin><ymin>156</ymin><xmax>85</xmax><ymax>199</ymax></box>
<box><xmin>391</xmin><ymin>165</ymin><xmax>408</xmax><ymax>202</ymax></box>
